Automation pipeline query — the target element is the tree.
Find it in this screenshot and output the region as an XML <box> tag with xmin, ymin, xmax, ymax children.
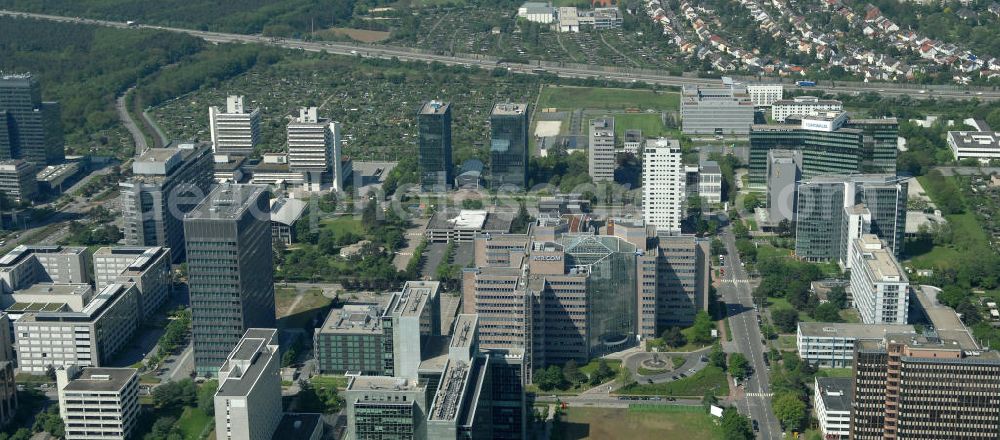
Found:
<box><xmin>701</xmin><ymin>391</ymin><xmax>719</xmax><ymax>409</ymax></box>
<box><xmin>32</xmin><ymin>406</ymin><xmax>64</xmax><ymax>438</ymax></box>
<box><xmin>535</xmin><ymin>365</ymin><xmax>567</xmax><ymax>391</ymax></box>
<box><xmin>728</xmin><ymin>353</ymin><xmax>751</xmax><ymax>380</ymax></box>
<box><xmin>143</xmin><ymin>416</ymin><xmax>180</xmax><ymax>440</ymax></box>
<box><xmin>720</xmin><ymin>407</ymin><xmax>754</xmax><ymax>440</ymax></box>
<box><xmin>709</xmin><ymin>343</ymin><xmax>727</xmax><ymax>369</ymax></box>
<box><xmin>590</xmin><ymin>358</ymin><xmax>614</xmax><ymax>385</ymax></box>
<box><xmin>690</xmin><ymin>310</ymin><xmax>715</xmax><ymax>345</ymax></box>
<box><xmin>956</xmin><ymin>301</ymin><xmax>982</xmax><ymax>326</ymax></box>
<box><xmin>811</xmin><ymin>302</ymin><xmax>843</xmax><ymax>322</ymax></box>
<box><xmin>771</xmin><ymin>308</ymin><xmax>799</xmax><ymax>333</ymax></box>
<box><xmin>772</xmin><ymin>392</ymin><xmax>808</xmax><ymax>431</ymax></box>
<box><xmin>661</xmin><ymin>326</ymin><xmax>687</xmax><ymax>348</ymax></box>
<box><xmin>152</xmin><ymin>379</ymin><xmax>196</xmax><ymax>410</ymax></box>
<box><xmin>197</xmin><ymin>380</ymin><xmax>218</xmax><ymax>416</ymax></box>
<box><xmin>711</xmin><ymin>238</ymin><xmax>727</xmax><ymax>256</ymax></box>
<box><xmin>827</xmin><ymin>286</ymin><xmax>848</xmax><ymax>309</ymax></box>
<box><xmin>562</xmin><ymin>360</ymin><xmax>586</xmax><ymax>385</ymax></box>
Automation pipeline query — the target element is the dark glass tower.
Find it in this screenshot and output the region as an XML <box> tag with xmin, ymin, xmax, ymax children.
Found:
<box><xmin>0</xmin><ymin>73</ymin><xmax>64</xmax><ymax>165</ymax></box>
<box><xmin>418</xmin><ymin>100</ymin><xmax>452</xmax><ymax>191</ymax></box>
<box><xmin>184</xmin><ymin>184</ymin><xmax>276</xmax><ymax>375</ymax></box>
<box><xmin>489</xmin><ymin>103</ymin><xmax>530</xmax><ymax>191</ymax></box>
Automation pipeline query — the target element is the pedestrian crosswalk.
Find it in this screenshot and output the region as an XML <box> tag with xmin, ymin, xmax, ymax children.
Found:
<box><xmin>745</xmin><ymin>392</ymin><xmax>774</xmax><ymax>398</ymax></box>
<box><xmin>725</xmin><ymin>278</ymin><xmax>752</xmax><ymax>286</ymax></box>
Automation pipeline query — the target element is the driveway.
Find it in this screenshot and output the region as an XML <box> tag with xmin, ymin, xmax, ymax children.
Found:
<box><xmin>622</xmin><ymin>346</ymin><xmax>713</xmax><ymax>384</ymax></box>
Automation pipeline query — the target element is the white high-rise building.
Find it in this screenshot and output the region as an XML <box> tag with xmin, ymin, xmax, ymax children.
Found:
<box><xmin>642</xmin><ymin>138</ymin><xmax>684</xmax><ymax>235</ymax></box>
<box><xmin>57</xmin><ymin>366</ymin><xmax>139</xmax><ymax>440</ymax></box>
<box><xmin>287</xmin><ymin>107</ymin><xmax>343</xmax><ymax>191</ymax></box>
<box><xmin>848</xmin><ymin>234</ymin><xmax>909</xmax><ymax>324</ymax></box>
<box><xmin>746</xmin><ymin>84</ymin><xmax>784</xmax><ymax>107</ymax></box>
<box><xmin>214</xmin><ymin>329</ymin><xmax>282</xmax><ymax>440</ymax></box>
<box><xmin>209</xmin><ymin>95</ymin><xmax>261</xmax><ymax>156</ymax></box>
<box><xmin>588</xmin><ymin>118</ymin><xmax>615</xmax><ymax>181</ymax></box>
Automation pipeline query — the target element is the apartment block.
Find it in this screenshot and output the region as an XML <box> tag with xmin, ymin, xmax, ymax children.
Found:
<box><xmin>642</xmin><ymin>138</ymin><xmax>684</xmax><ymax>235</ymax></box>
<box><xmin>588</xmin><ymin>118</ymin><xmax>615</xmax><ymax>181</ymax></box>
<box><xmin>16</xmin><ymin>283</ymin><xmax>139</xmax><ymax>373</ymax></box>
<box><xmin>796</xmin><ymin>322</ymin><xmax>915</xmax><ymax>368</ymax></box>
<box><xmin>771</xmin><ymin>96</ymin><xmax>843</xmax><ymax>122</ymax></box>
<box><xmin>120</xmin><ymin>143</ymin><xmax>213</xmax><ymax>262</ymax></box>
<box><xmin>851</xmin><ymin>334</ymin><xmax>1000</xmax><ymax>440</ymax></box>
<box><xmin>185</xmin><ymin>184</ymin><xmax>275</xmax><ymax>375</ymax></box>
<box><xmin>92</xmin><ymin>246</ymin><xmax>171</xmax><ymax>320</ymax></box>
<box><xmin>418</xmin><ymin>100</ymin><xmax>452</xmax><ymax>191</ymax></box>
<box><xmin>0</xmin><ymin>245</ymin><xmax>89</xmax><ymax>293</ymax></box>
<box><xmin>209</xmin><ymin>95</ymin><xmax>261</xmax><ymax>156</ymax></box>
<box><xmin>287</xmin><ymin>107</ymin><xmax>343</xmax><ymax>192</ymax></box>
<box><xmin>215</xmin><ymin>328</ymin><xmax>282</xmax><ymax>440</ymax></box>
<box><xmin>489</xmin><ymin>103</ymin><xmax>530</xmax><ymax>191</ymax></box>
<box><xmin>56</xmin><ymin>366</ymin><xmax>139</xmax><ymax>440</ymax></box>
<box><xmin>0</xmin><ymin>159</ymin><xmax>36</xmax><ymax>202</ymax></box>
<box><xmin>848</xmin><ymin>235</ymin><xmax>909</xmax><ymax>325</ymax></box>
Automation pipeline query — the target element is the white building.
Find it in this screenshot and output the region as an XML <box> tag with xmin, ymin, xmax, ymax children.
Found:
<box><xmin>0</xmin><ymin>245</ymin><xmax>90</xmax><ymax>293</ymax></box>
<box><xmin>771</xmin><ymin>96</ymin><xmax>843</xmax><ymax>122</ymax></box>
<box><xmin>623</xmin><ymin>129</ymin><xmax>642</xmax><ymax>155</ymax></box>
<box><xmin>642</xmin><ymin>138</ymin><xmax>684</xmax><ymax>235</ymax></box>
<box><xmin>209</xmin><ymin>95</ymin><xmax>261</xmax><ymax>156</ymax></box>
<box><xmin>517</xmin><ymin>2</ymin><xmax>555</xmax><ymax>23</ymax></box>
<box><xmin>287</xmin><ymin>107</ymin><xmax>343</xmax><ymax>192</ymax></box>
<box><xmin>746</xmin><ymin>84</ymin><xmax>784</xmax><ymax>107</ymax></box>
<box><xmin>558</xmin><ymin>7</ymin><xmax>580</xmax><ymax>32</ymax></box>
<box><xmin>796</xmin><ymin>322</ymin><xmax>915</xmax><ymax>368</ymax></box>
<box><xmin>92</xmin><ymin>246</ymin><xmax>172</xmax><ymax>320</ymax></box>
<box><xmin>814</xmin><ymin>377</ymin><xmax>852</xmax><ymax>440</ymax></box>
<box><xmin>698</xmin><ymin>160</ymin><xmax>722</xmax><ymax>204</ymax></box>
<box><xmin>588</xmin><ymin>118</ymin><xmax>615</xmax><ymax>181</ymax></box>
<box><xmin>57</xmin><ymin>366</ymin><xmax>139</xmax><ymax>440</ymax></box>
<box><xmin>947</xmin><ymin>130</ymin><xmax>1000</xmax><ymax>163</ymax></box>
<box><xmin>848</xmin><ymin>235</ymin><xmax>909</xmax><ymax>324</ymax></box>
<box><xmin>214</xmin><ymin>328</ymin><xmax>282</xmax><ymax>440</ymax></box>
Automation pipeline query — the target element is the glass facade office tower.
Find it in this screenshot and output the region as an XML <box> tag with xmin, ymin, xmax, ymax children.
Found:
<box><xmin>0</xmin><ymin>73</ymin><xmax>63</xmax><ymax>165</ymax></box>
<box><xmin>562</xmin><ymin>235</ymin><xmax>638</xmax><ymax>354</ymax></box>
<box><xmin>489</xmin><ymin>103</ymin><xmax>530</xmax><ymax>191</ymax></box>
<box><xmin>795</xmin><ymin>177</ymin><xmax>848</xmax><ymax>261</ymax></box>
<box><xmin>184</xmin><ymin>184</ymin><xmax>276</xmax><ymax>375</ymax></box>
<box><xmin>418</xmin><ymin>101</ymin><xmax>453</xmax><ymax>191</ymax></box>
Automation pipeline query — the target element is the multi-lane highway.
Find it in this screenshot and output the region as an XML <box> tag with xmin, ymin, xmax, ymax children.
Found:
<box><xmin>3</xmin><ymin>9</ymin><xmax>999</xmax><ymax>101</ymax></box>
<box><xmin>719</xmin><ymin>229</ymin><xmax>782</xmax><ymax>439</ymax></box>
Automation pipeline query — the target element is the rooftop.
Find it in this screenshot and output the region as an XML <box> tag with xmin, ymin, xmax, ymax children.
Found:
<box><xmin>62</xmin><ymin>367</ymin><xmax>136</xmax><ymax>393</ymax></box>
<box><xmin>389</xmin><ymin>281</ymin><xmax>440</xmax><ymax>318</ymax></box>
<box><xmin>317</xmin><ymin>304</ymin><xmax>384</xmax><ymax>335</ymax></box>
<box><xmin>418</xmin><ymin>335</ymin><xmax>451</xmax><ymax>373</ymax></box>
<box><xmin>0</xmin><ymin>245</ymin><xmax>85</xmax><ymax>267</ymax></box>
<box><xmin>913</xmin><ymin>286</ymin><xmax>979</xmax><ymax>350</ymax></box>
<box><xmin>815</xmin><ymin>377</ymin><xmax>853</xmax><ymax>413</ymax></box>
<box><xmin>492</xmin><ymin>102</ymin><xmax>529</xmax><ymax>116</ymax></box>
<box><xmin>428</xmin><ymin>360</ymin><xmax>474</xmax><ymax>421</ymax></box>
<box><xmin>347</xmin><ymin>375</ymin><xmax>420</xmax><ymax>392</ymax></box>
<box><xmin>948</xmin><ymin>131</ymin><xmax>1000</xmax><ymax>150</ymax></box>
<box><xmin>798</xmin><ymin>322</ymin><xmax>915</xmax><ymax>339</ymax></box>
<box><xmin>270</xmin><ymin>197</ymin><xmax>308</xmax><ymax>226</ymax></box>
<box><xmin>450</xmin><ymin>314</ymin><xmax>478</xmax><ymax>349</ymax></box>
<box><xmin>187</xmin><ymin>183</ymin><xmax>267</xmax><ymax>220</ymax></box>
<box><xmin>95</xmin><ymin>246</ymin><xmax>167</xmax><ymax>272</ymax></box>
<box><xmin>419</xmin><ymin>100</ymin><xmax>450</xmax><ymax>115</ymax></box>
<box><xmin>216</xmin><ymin>328</ymin><xmax>279</xmax><ymax>398</ymax></box>
<box><xmin>854</xmin><ymin>235</ymin><xmax>907</xmax><ymax>282</ymax></box>
<box><xmin>13</xmin><ymin>282</ymin><xmax>92</xmax><ymax>299</ymax></box>
<box><xmin>699</xmin><ymin>160</ymin><xmax>721</xmax><ymax>174</ymax></box>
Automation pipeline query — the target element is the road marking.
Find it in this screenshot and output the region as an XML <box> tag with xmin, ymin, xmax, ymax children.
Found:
<box><xmin>745</xmin><ymin>392</ymin><xmax>774</xmax><ymax>398</ymax></box>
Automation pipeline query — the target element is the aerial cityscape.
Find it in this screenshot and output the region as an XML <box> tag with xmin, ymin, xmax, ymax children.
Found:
<box><xmin>0</xmin><ymin>0</ymin><xmax>999</xmax><ymax>439</ymax></box>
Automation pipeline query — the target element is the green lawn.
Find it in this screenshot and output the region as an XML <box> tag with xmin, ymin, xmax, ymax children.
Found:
<box><xmin>907</xmin><ymin>212</ymin><xmax>988</xmax><ymax>268</ymax></box>
<box><xmin>578</xmin><ymin>359</ymin><xmax>622</xmax><ymax>378</ymax></box>
<box><xmin>177</xmin><ymin>407</ymin><xmax>213</xmax><ymax>440</ymax></box>
<box><xmin>321</xmin><ymin>216</ymin><xmax>365</xmax><ymax>237</ymax></box>
<box><xmin>839</xmin><ymin>308</ymin><xmax>861</xmax><ymax>323</ymax></box>
<box><xmin>609</xmin><ymin>113</ymin><xmax>674</xmax><ymax>139</ymax></box>
<box><xmin>537</xmin><ymin>86</ymin><xmax>679</xmax><ymax>110</ymax></box>
<box><xmin>767</xmin><ymin>297</ymin><xmax>815</xmax><ymax>323</ymax></box>
<box><xmin>618</xmin><ymin>366</ymin><xmax>729</xmax><ymax>397</ymax></box>
<box><xmin>552</xmin><ymin>406</ymin><xmax>721</xmax><ymax>440</ymax></box>
<box><xmin>816</xmin><ymin>368</ymin><xmax>854</xmax><ymax>378</ymax></box>
<box><xmin>312</xmin><ymin>375</ymin><xmax>350</xmax><ymax>390</ymax></box>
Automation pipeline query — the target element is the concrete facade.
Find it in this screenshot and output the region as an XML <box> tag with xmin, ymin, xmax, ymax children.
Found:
<box><xmin>57</xmin><ymin>366</ymin><xmax>139</xmax><ymax>440</ymax></box>
<box><xmin>209</xmin><ymin>95</ymin><xmax>261</xmax><ymax>156</ymax></box>
<box><xmin>92</xmin><ymin>246</ymin><xmax>171</xmax><ymax>320</ymax></box>
<box><xmin>215</xmin><ymin>328</ymin><xmax>282</xmax><ymax>440</ymax></box>
<box><xmin>0</xmin><ymin>159</ymin><xmax>36</xmax><ymax>202</ymax></box>
<box><xmin>642</xmin><ymin>138</ymin><xmax>684</xmax><ymax>235</ymax></box>
<box><xmin>588</xmin><ymin>118</ymin><xmax>615</xmax><ymax>181</ymax></box>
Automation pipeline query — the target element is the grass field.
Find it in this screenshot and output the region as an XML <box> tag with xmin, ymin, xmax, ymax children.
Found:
<box><xmin>177</xmin><ymin>407</ymin><xmax>213</xmax><ymax>440</ymax></box>
<box><xmin>312</xmin><ymin>375</ymin><xmax>350</xmax><ymax>390</ymax></box>
<box><xmin>552</xmin><ymin>406</ymin><xmax>721</xmax><ymax>440</ymax></box>
<box><xmin>537</xmin><ymin>86</ymin><xmax>680</xmax><ymax>110</ymax></box>
<box><xmin>609</xmin><ymin>113</ymin><xmax>673</xmax><ymax>139</ymax></box>
<box><xmin>275</xmin><ymin>287</ymin><xmax>333</xmax><ymax>329</ymax></box>
<box><xmin>816</xmin><ymin>368</ymin><xmax>854</xmax><ymax>378</ymax></box>
<box><xmin>907</xmin><ymin>212</ymin><xmax>987</xmax><ymax>268</ymax></box>
<box><xmin>618</xmin><ymin>366</ymin><xmax>729</xmax><ymax>397</ymax></box>
<box><xmin>322</xmin><ymin>216</ymin><xmax>365</xmax><ymax>237</ymax></box>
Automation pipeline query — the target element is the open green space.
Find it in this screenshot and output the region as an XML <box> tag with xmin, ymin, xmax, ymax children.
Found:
<box><xmin>618</xmin><ymin>365</ymin><xmax>729</xmax><ymax>397</ymax></box>
<box><xmin>311</xmin><ymin>375</ymin><xmax>350</xmax><ymax>390</ymax></box>
<box><xmin>768</xmin><ymin>297</ymin><xmax>815</xmax><ymax>324</ymax></box>
<box><xmin>608</xmin><ymin>113</ymin><xmax>674</xmax><ymax>139</ymax></box>
<box><xmin>552</xmin><ymin>406</ymin><xmax>721</xmax><ymax>440</ymax></box>
<box><xmin>816</xmin><ymin>368</ymin><xmax>854</xmax><ymax>378</ymax></box>
<box><xmin>275</xmin><ymin>287</ymin><xmax>332</xmax><ymax>329</ymax></box>
<box><xmin>907</xmin><ymin>212</ymin><xmax>986</xmax><ymax>268</ymax></box>
<box><xmin>537</xmin><ymin>86</ymin><xmax>679</xmax><ymax>110</ymax></box>
<box><xmin>176</xmin><ymin>406</ymin><xmax>212</xmax><ymax>440</ymax></box>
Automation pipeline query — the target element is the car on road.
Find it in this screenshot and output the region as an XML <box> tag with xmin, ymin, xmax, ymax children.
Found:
<box><xmin>678</xmin><ymin>373</ymin><xmax>687</xmax><ymax>378</ymax></box>
<box><xmin>752</xmin><ymin>420</ymin><xmax>759</xmax><ymax>431</ymax></box>
<box><xmin>688</xmin><ymin>368</ymin><xmax>696</xmax><ymax>374</ymax></box>
<box><xmin>700</xmin><ymin>356</ymin><xmax>708</xmax><ymax>362</ymax></box>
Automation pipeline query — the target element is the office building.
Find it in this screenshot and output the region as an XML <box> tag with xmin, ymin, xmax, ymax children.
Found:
<box><xmin>215</xmin><ymin>329</ymin><xmax>282</xmax><ymax>440</ymax></box>
<box><xmin>746</xmin><ymin>84</ymin><xmax>784</xmax><ymax>107</ymax></box>
<box><xmin>314</xmin><ymin>303</ymin><xmax>385</xmax><ymax>375</ymax></box>
<box><xmin>455</xmin><ymin>159</ymin><xmax>484</xmax><ymax>190</ymax></box>
<box><xmin>2</xmin><ymin>283</ymin><xmax>92</xmax><ymax>320</ymax></box>
<box><xmin>947</xmin><ymin>129</ymin><xmax>1000</xmax><ymax>163</ymax></box>
<box><xmin>642</xmin><ymin>138</ymin><xmax>684</xmax><ymax>235</ymax></box>
<box><xmin>680</xmin><ymin>79</ymin><xmax>755</xmax><ymax>135</ymax></box>
<box><xmin>0</xmin><ymin>361</ymin><xmax>14</xmax><ymax>426</ymax></box>
<box><xmin>656</xmin><ymin>235</ymin><xmax>709</xmax><ymax>328</ymax></box>
<box><xmin>120</xmin><ymin>143</ymin><xmax>214</xmax><ymax>262</ymax></box>
<box><xmin>517</xmin><ymin>2</ymin><xmax>556</xmax><ymax>23</ymax></box>
<box><xmin>0</xmin><ymin>244</ymin><xmax>89</xmax><ymax>293</ymax></box>
<box><xmin>0</xmin><ymin>314</ymin><xmax>12</xmax><ymax>364</ymax></box>
<box><xmin>623</xmin><ymin>129</ymin><xmax>642</xmax><ymax>154</ymax></box>
<box><xmin>848</xmin><ymin>235</ymin><xmax>909</xmax><ymax>325</ymax></box>
<box><xmin>794</xmin><ymin>175</ymin><xmax>907</xmax><ymax>262</ymax></box>
<box><xmin>489</xmin><ymin>103</ymin><xmax>530</xmax><ymax>191</ymax></box>
<box><xmin>588</xmin><ymin>118</ymin><xmax>615</xmax><ymax>181</ymax></box>
<box><xmin>15</xmin><ymin>283</ymin><xmax>139</xmax><ymax>373</ymax></box>
<box><xmin>0</xmin><ymin>73</ymin><xmax>63</xmax><ymax>165</ymax></box>
<box><xmin>418</xmin><ymin>101</ymin><xmax>452</xmax><ymax>191</ymax></box>
<box><xmin>92</xmin><ymin>246</ymin><xmax>172</xmax><ymax>320</ymax></box>
<box><xmin>765</xmin><ymin>149</ymin><xmax>801</xmax><ymax>225</ymax></box>
<box><xmin>269</xmin><ymin>197</ymin><xmax>307</xmax><ymax>246</ymax></box>
<box><xmin>748</xmin><ymin>113</ymin><xmax>899</xmax><ymax>188</ymax></box>
<box><xmin>209</xmin><ymin>95</ymin><xmax>261</xmax><ymax>156</ymax></box>
<box><xmin>592</xmin><ymin>7</ymin><xmax>623</xmax><ymax>29</ymax></box>
<box><xmin>771</xmin><ymin>96</ymin><xmax>843</xmax><ymax>122</ymax></box>
<box><xmin>0</xmin><ymin>159</ymin><xmax>36</xmax><ymax>202</ymax></box>
<box><xmin>287</xmin><ymin>107</ymin><xmax>343</xmax><ymax>192</ymax></box>
<box><xmin>851</xmin><ymin>334</ymin><xmax>1000</xmax><ymax>440</ymax></box>
<box><xmin>796</xmin><ymin>322</ymin><xmax>915</xmax><ymax>368</ymax></box>
<box><xmin>425</xmin><ymin>210</ymin><xmax>513</xmax><ymax>243</ymax></box>
<box><xmin>56</xmin><ymin>366</ymin><xmax>139</xmax><ymax>440</ymax></box>
<box><xmin>814</xmin><ymin>377</ymin><xmax>852</xmax><ymax>440</ymax></box>
<box><xmin>697</xmin><ymin>160</ymin><xmax>722</xmax><ymax>204</ymax></box>
<box><xmin>185</xmin><ymin>184</ymin><xmax>276</xmax><ymax>375</ymax></box>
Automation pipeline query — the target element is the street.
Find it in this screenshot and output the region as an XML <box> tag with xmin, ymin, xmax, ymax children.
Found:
<box><xmin>718</xmin><ymin>228</ymin><xmax>783</xmax><ymax>439</ymax></box>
